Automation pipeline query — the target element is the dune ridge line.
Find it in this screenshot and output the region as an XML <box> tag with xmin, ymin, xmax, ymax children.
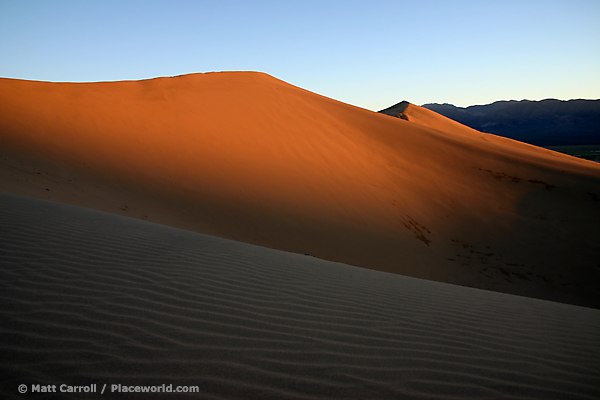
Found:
<box><xmin>1</xmin><ymin>71</ymin><xmax>600</xmax><ymax>308</ymax></box>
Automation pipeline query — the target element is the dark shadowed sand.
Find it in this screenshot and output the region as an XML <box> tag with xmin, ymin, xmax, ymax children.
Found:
<box><xmin>1</xmin><ymin>194</ymin><xmax>599</xmax><ymax>399</ymax></box>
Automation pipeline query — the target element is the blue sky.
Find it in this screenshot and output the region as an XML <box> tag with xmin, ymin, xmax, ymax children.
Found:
<box><xmin>1</xmin><ymin>0</ymin><xmax>599</xmax><ymax>110</ymax></box>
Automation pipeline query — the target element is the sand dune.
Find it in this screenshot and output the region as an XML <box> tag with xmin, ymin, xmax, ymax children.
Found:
<box><xmin>1</xmin><ymin>194</ymin><xmax>599</xmax><ymax>399</ymax></box>
<box><xmin>1</xmin><ymin>72</ymin><xmax>600</xmax><ymax>307</ymax></box>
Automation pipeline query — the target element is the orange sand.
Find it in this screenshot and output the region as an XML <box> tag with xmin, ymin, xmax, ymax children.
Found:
<box><xmin>1</xmin><ymin>72</ymin><xmax>599</xmax><ymax>307</ymax></box>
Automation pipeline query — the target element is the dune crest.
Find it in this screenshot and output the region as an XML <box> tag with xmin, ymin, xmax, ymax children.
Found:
<box><xmin>1</xmin><ymin>72</ymin><xmax>600</xmax><ymax>307</ymax></box>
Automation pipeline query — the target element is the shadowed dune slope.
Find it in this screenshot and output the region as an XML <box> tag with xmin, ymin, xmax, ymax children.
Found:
<box><xmin>1</xmin><ymin>72</ymin><xmax>600</xmax><ymax>307</ymax></box>
<box><xmin>1</xmin><ymin>194</ymin><xmax>599</xmax><ymax>399</ymax></box>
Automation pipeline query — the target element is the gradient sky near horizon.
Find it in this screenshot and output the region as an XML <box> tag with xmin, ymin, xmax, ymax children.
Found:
<box><xmin>1</xmin><ymin>0</ymin><xmax>599</xmax><ymax>110</ymax></box>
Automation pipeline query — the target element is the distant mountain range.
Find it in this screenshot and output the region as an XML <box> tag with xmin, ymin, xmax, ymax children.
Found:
<box><xmin>381</xmin><ymin>99</ymin><xmax>600</xmax><ymax>146</ymax></box>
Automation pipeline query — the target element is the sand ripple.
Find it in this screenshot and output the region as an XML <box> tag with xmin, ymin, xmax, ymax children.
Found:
<box><xmin>1</xmin><ymin>194</ymin><xmax>599</xmax><ymax>399</ymax></box>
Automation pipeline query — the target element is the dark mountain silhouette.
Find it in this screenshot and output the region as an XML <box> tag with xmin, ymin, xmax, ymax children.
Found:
<box><xmin>382</xmin><ymin>99</ymin><xmax>600</xmax><ymax>146</ymax></box>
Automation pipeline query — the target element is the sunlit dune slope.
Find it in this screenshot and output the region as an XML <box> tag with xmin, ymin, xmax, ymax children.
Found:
<box><xmin>1</xmin><ymin>72</ymin><xmax>599</xmax><ymax>307</ymax></box>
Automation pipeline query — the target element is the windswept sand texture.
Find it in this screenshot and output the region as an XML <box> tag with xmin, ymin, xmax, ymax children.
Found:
<box><xmin>1</xmin><ymin>194</ymin><xmax>599</xmax><ymax>399</ymax></box>
<box><xmin>1</xmin><ymin>72</ymin><xmax>600</xmax><ymax>308</ymax></box>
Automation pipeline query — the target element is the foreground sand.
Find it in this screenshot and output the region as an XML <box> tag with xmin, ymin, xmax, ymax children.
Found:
<box><xmin>1</xmin><ymin>72</ymin><xmax>600</xmax><ymax>308</ymax></box>
<box><xmin>1</xmin><ymin>194</ymin><xmax>599</xmax><ymax>399</ymax></box>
